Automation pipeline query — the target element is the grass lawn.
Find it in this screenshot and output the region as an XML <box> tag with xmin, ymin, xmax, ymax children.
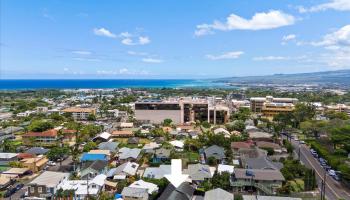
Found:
<box><xmin>175</xmin><ymin>151</ymin><xmax>200</xmax><ymax>166</ymax></box>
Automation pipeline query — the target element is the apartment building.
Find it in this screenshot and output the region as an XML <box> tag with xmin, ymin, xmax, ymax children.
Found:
<box><xmin>61</xmin><ymin>107</ymin><xmax>96</xmax><ymax>120</ymax></box>
<box><xmin>250</xmin><ymin>96</ymin><xmax>298</xmax><ymax>117</ymax></box>
<box><xmin>325</xmin><ymin>104</ymin><xmax>350</xmax><ymax>116</ymax></box>
<box><xmin>135</xmin><ymin>97</ymin><xmax>230</xmax><ymax>124</ymax></box>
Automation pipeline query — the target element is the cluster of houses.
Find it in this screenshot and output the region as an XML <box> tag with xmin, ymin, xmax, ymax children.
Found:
<box><xmin>0</xmin><ymin>92</ymin><xmax>316</xmax><ymax>200</ymax></box>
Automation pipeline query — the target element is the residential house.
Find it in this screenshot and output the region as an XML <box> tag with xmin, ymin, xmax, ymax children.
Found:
<box><xmin>92</xmin><ymin>132</ymin><xmax>111</xmax><ymax>142</ymax></box>
<box><xmin>58</xmin><ymin>174</ymin><xmax>107</xmax><ymax>199</ymax></box>
<box><xmin>153</xmin><ymin>148</ymin><xmax>171</xmax><ymax>163</ymax></box>
<box><xmin>118</xmin><ymin>147</ymin><xmax>141</xmax><ymax>162</ymax></box>
<box><xmin>142</xmin><ymin>142</ymin><xmax>161</xmax><ymax>154</ymax></box>
<box><xmin>0</xmin><ymin>153</ymin><xmax>18</xmax><ymax>166</ymax></box>
<box><xmin>25</xmin><ymin>147</ymin><xmax>49</xmax><ymax>156</ymax></box>
<box><xmin>2</xmin><ymin>168</ymin><xmax>32</xmax><ymax>178</ymax></box>
<box><xmin>204</xmin><ymin>145</ymin><xmax>226</xmax><ymax>162</ymax></box>
<box><xmin>88</xmin><ymin>150</ymin><xmax>111</xmax><ymax>160</ymax></box>
<box><xmin>217</xmin><ymin>164</ymin><xmax>234</xmax><ymax>175</ymax></box>
<box><xmin>184</xmin><ymin>163</ymin><xmax>213</xmax><ymax>183</ymax></box>
<box><xmin>98</xmin><ymin>141</ymin><xmax>119</xmax><ymax>153</ymax></box>
<box><xmin>21</xmin><ymin>155</ymin><xmax>48</xmax><ymax>173</ymax></box>
<box><xmin>243</xmin><ymin>195</ymin><xmax>302</xmax><ymax>200</ymax></box>
<box><xmin>111</xmin><ymin>130</ymin><xmax>134</xmax><ymax>138</ymax></box>
<box><xmin>0</xmin><ymin>126</ymin><xmax>23</xmax><ymax>141</ymax></box>
<box><xmin>232</xmin><ymin>168</ymin><xmax>285</xmax><ymax>195</ymax></box>
<box><xmin>79</xmin><ymin>160</ymin><xmax>108</xmax><ymax>179</ymax></box>
<box><xmin>122</xmin><ymin>187</ymin><xmax>148</xmax><ymax>200</ymax></box>
<box><xmin>256</xmin><ymin>141</ymin><xmax>283</xmax><ymax>154</ymax></box>
<box><xmin>142</xmin><ymin>165</ymin><xmax>171</xmax><ymax>179</ymax></box>
<box><xmin>242</xmin><ymin>156</ymin><xmax>283</xmax><ymax>170</ymax></box>
<box><xmin>169</xmin><ymin>140</ymin><xmax>184</xmax><ymax>152</ymax></box>
<box><xmin>81</xmin><ymin>153</ymin><xmax>108</xmax><ymax>162</ymax></box>
<box><xmin>158</xmin><ymin>182</ymin><xmax>195</xmax><ymax>200</ymax></box>
<box><xmin>107</xmin><ymin>161</ymin><xmax>139</xmax><ymax>180</ymax></box>
<box><xmin>0</xmin><ymin>176</ymin><xmax>11</xmax><ymax>190</ymax></box>
<box><xmin>129</xmin><ymin>180</ymin><xmax>159</xmax><ymax>194</ymax></box>
<box><xmin>204</xmin><ymin>188</ymin><xmax>233</xmax><ymax>200</ymax></box>
<box><xmin>22</xmin><ymin>129</ymin><xmax>60</xmax><ymax>147</ymax></box>
<box><xmin>27</xmin><ymin>171</ymin><xmax>69</xmax><ymax>199</ymax></box>
<box><xmin>231</xmin><ymin>142</ymin><xmax>253</xmax><ymax>152</ymax></box>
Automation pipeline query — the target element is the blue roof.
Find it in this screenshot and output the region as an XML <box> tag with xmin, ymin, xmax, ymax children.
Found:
<box><xmin>114</xmin><ymin>193</ymin><xmax>122</xmax><ymax>199</ymax></box>
<box><xmin>81</xmin><ymin>153</ymin><xmax>108</xmax><ymax>161</ymax></box>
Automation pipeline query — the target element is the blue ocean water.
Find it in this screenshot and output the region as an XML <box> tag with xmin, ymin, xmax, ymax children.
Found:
<box><xmin>0</xmin><ymin>79</ymin><xmax>231</xmax><ymax>90</ymax></box>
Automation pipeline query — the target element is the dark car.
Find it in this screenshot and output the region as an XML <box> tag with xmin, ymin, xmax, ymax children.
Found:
<box><xmin>4</xmin><ymin>188</ymin><xmax>16</xmax><ymax>198</ymax></box>
<box><xmin>15</xmin><ymin>183</ymin><xmax>24</xmax><ymax>190</ymax></box>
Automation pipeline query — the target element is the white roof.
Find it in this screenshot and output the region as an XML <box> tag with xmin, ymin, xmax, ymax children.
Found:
<box><xmin>99</xmin><ymin>132</ymin><xmax>111</xmax><ymax>140</ymax></box>
<box><xmin>218</xmin><ymin>164</ymin><xmax>234</xmax><ymax>174</ymax></box>
<box><xmin>31</xmin><ymin>171</ymin><xmax>69</xmax><ymax>187</ymax></box>
<box><xmin>129</xmin><ymin>180</ymin><xmax>159</xmax><ymax>194</ymax></box>
<box><xmin>142</xmin><ymin>142</ymin><xmax>161</xmax><ymax>150</ymax></box>
<box><xmin>58</xmin><ymin>174</ymin><xmax>106</xmax><ymax>196</ymax></box>
<box><xmin>169</xmin><ymin>140</ymin><xmax>184</xmax><ymax>148</ymax></box>
<box><xmin>0</xmin><ymin>153</ymin><xmax>18</xmax><ymax>159</ymax></box>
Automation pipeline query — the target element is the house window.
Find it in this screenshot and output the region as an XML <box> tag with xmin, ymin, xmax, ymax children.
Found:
<box><xmin>30</xmin><ymin>187</ymin><xmax>34</xmax><ymax>193</ymax></box>
<box><xmin>38</xmin><ymin>186</ymin><xmax>42</xmax><ymax>193</ymax></box>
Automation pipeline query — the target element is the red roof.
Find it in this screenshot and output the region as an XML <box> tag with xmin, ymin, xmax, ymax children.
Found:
<box><xmin>23</xmin><ymin>129</ymin><xmax>58</xmax><ymax>137</ymax></box>
<box><xmin>62</xmin><ymin>129</ymin><xmax>76</xmax><ymax>134</ymax></box>
<box><xmin>17</xmin><ymin>153</ymin><xmax>35</xmax><ymax>159</ymax></box>
<box><xmin>231</xmin><ymin>142</ymin><xmax>253</xmax><ymax>150</ymax></box>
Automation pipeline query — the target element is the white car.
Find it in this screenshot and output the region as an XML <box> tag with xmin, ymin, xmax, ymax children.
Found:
<box><xmin>328</xmin><ymin>170</ymin><xmax>336</xmax><ymax>176</ymax></box>
<box><xmin>48</xmin><ymin>161</ymin><xmax>57</xmax><ymax>166</ymax></box>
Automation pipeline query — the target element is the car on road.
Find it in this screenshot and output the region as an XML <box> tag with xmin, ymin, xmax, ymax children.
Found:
<box><xmin>4</xmin><ymin>187</ymin><xmax>17</xmax><ymax>198</ymax></box>
<box><xmin>48</xmin><ymin>161</ymin><xmax>57</xmax><ymax>166</ymax></box>
<box><xmin>328</xmin><ymin>169</ymin><xmax>336</xmax><ymax>176</ymax></box>
<box><xmin>15</xmin><ymin>183</ymin><xmax>24</xmax><ymax>190</ymax></box>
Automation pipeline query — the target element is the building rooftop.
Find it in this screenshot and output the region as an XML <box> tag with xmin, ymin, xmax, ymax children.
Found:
<box><xmin>30</xmin><ymin>171</ymin><xmax>69</xmax><ymax>187</ymax></box>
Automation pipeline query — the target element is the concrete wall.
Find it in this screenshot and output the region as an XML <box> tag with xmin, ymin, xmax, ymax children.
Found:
<box><xmin>135</xmin><ymin>110</ymin><xmax>182</xmax><ymax>124</ymax></box>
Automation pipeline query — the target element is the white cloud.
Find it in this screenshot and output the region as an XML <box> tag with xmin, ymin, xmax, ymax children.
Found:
<box><xmin>195</xmin><ymin>10</ymin><xmax>295</xmax><ymax>36</ymax></box>
<box><xmin>142</xmin><ymin>58</ymin><xmax>163</xmax><ymax>63</ymax></box>
<box><xmin>311</xmin><ymin>25</ymin><xmax>350</xmax><ymax>47</ymax></box>
<box><xmin>309</xmin><ymin>25</ymin><xmax>350</xmax><ymax>68</ymax></box>
<box><xmin>253</xmin><ymin>56</ymin><xmax>289</xmax><ymax>61</ymax></box>
<box><xmin>71</xmin><ymin>50</ymin><xmax>92</xmax><ymax>55</ymax></box>
<box><xmin>298</xmin><ymin>0</ymin><xmax>350</xmax><ymax>13</ymax></box>
<box><xmin>121</xmin><ymin>38</ymin><xmax>135</xmax><ymax>45</ymax></box>
<box><xmin>127</xmin><ymin>51</ymin><xmax>148</xmax><ymax>56</ymax></box>
<box><xmin>97</xmin><ymin>68</ymin><xmax>149</xmax><ymax>75</ymax></box>
<box><xmin>63</xmin><ymin>68</ymin><xmax>69</xmax><ymax>72</ymax></box>
<box><xmin>93</xmin><ymin>28</ymin><xmax>116</xmax><ymax>38</ymax></box>
<box><xmin>139</xmin><ymin>36</ymin><xmax>151</xmax><ymax>45</ymax></box>
<box><xmin>282</xmin><ymin>34</ymin><xmax>296</xmax><ymax>41</ymax></box>
<box><xmin>119</xmin><ymin>32</ymin><xmax>151</xmax><ymax>45</ymax></box>
<box><xmin>206</xmin><ymin>51</ymin><xmax>244</xmax><ymax>60</ymax></box>
<box><xmin>73</xmin><ymin>57</ymin><xmax>100</xmax><ymax>62</ymax></box>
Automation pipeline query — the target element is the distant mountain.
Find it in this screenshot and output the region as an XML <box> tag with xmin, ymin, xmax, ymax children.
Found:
<box><xmin>216</xmin><ymin>69</ymin><xmax>350</xmax><ymax>87</ymax></box>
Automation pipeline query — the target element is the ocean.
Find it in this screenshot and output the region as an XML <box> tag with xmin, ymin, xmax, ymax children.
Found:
<box><xmin>0</xmin><ymin>79</ymin><xmax>232</xmax><ymax>90</ymax></box>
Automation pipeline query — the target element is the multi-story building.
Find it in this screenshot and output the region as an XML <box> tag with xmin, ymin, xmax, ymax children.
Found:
<box><xmin>261</xmin><ymin>102</ymin><xmax>295</xmax><ymax>118</ymax></box>
<box><xmin>325</xmin><ymin>104</ymin><xmax>350</xmax><ymax>116</ymax></box>
<box><xmin>61</xmin><ymin>107</ymin><xmax>96</xmax><ymax>120</ymax></box>
<box><xmin>135</xmin><ymin>97</ymin><xmax>230</xmax><ymax>124</ymax></box>
<box><xmin>250</xmin><ymin>96</ymin><xmax>298</xmax><ymax>117</ymax></box>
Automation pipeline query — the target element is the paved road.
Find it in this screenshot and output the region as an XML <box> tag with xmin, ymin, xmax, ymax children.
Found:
<box><xmin>290</xmin><ymin>139</ymin><xmax>350</xmax><ymax>200</ymax></box>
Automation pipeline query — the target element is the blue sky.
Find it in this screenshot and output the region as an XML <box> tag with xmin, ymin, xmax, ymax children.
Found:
<box><xmin>1</xmin><ymin>0</ymin><xmax>350</xmax><ymax>79</ymax></box>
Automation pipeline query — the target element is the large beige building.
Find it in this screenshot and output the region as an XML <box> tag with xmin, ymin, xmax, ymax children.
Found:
<box><xmin>250</xmin><ymin>96</ymin><xmax>298</xmax><ymax>118</ymax></box>
<box><xmin>135</xmin><ymin>97</ymin><xmax>230</xmax><ymax>124</ymax></box>
<box><xmin>61</xmin><ymin>107</ymin><xmax>96</xmax><ymax>120</ymax></box>
<box><xmin>250</xmin><ymin>96</ymin><xmax>298</xmax><ymax>112</ymax></box>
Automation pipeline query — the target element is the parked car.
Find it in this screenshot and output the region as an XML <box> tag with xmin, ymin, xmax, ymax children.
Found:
<box><xmin>15</xmin><ymin>183</ymin><xmax>24</xmax><ymax>190</ymax></box>
<box><xmin>48</xmin><ymin>161</ymin><xmax>57</xmax><ymax>166</ymax></box>
<box><xmin>328</xmin><ymin>170</ymin><xmax>336</xmax><ymax>176</ymax></box>
<box><xmin>4</xmin><ymin>187</ymin><xmax>16</xmax><ymax>198</ymax></box>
